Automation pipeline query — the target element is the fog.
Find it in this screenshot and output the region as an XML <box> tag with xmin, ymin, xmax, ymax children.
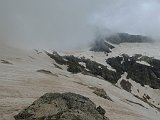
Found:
<box><xmin>0</xmin><ymin>0</ymin><xmax>160</xmax><ymax>50</ymax></box>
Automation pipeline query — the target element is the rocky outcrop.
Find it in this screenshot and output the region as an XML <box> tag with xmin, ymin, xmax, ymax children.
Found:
<box><xmin>45</xmin><ymin>51</ymin><xmax>68</xmax><ymax>65</ymax></box>
<box><xmin>104</xmin><ymin>33</ymin><xmax>153</xmax><ymax>44</ymax></box>
<box><xmin>46</xmin><ymin>52</ymin><xmax>121</xmax><ymax>83</ymax></box>
<box><xmin>120</xmin><ymin>80</ymin><xmax>132</xmax><ymax>92</ymax></box>
<box><xmin>37</xmin><ymin>69</ymin><xmax>58</xmax><ymax>76</ymax></box>
<box><xmin>83</xmin><ymin>58</ymin><xmax>121</xmax><ymax>84</ymax></box>
<box><xmin>89</xmin><ymin>87</ymin><xmax>113</xmax><ymax>101</ymax></box>
<box><xmin>14</xmin><ymin>92</ymin><xmax>109</xmax><ymax>120</ymax></box>
<box><xmin>46</xmin><ymin>52</ymin><xmax>84</xmax><ymax>74</ymax></box>
<box><xmin>90</xmin><ymin>40</ymin><xmax>114</xmax><ymax>53</ymax></box>
<box><xmin>46</xmin><ymin>51</ymin><xmax>160</xmax><ymax>89</ymax></box>
<box><xmin>90</xmin><ymin>33</ymin><xmax>153</xmax><ymax>53</ymax></box>
<box><xmin>106</xmin><ymin>54</ymin><xmax>160</xmax><ymax>89</ymax></box>
<box><xmin>0</xmin><ymin>60</ymin><xmax>13</xmax><ymax>65</ymax></box>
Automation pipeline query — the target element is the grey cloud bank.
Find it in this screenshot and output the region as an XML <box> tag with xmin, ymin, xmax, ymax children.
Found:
<box><xmin>0</xmin><ymin>0</ymin><xmax>160</xmax><ymax>50</ymax></box>
<box><xmin>91</xmin><ymin>0</ymin><xmax>160</xmax><ymax>40</ymax></box>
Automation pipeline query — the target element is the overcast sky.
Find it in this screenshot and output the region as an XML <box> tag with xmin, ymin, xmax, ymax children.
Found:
<box><xmin>0</xmin><ymin>0</ymin><xmax>160</xmax><ymax>50</ymax></box>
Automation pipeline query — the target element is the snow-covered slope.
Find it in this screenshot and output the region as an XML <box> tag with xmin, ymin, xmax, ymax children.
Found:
<box><xmin>0</xmin><ymin>42</ymin><xmax>160</xmax><ymax>120</ymax></box>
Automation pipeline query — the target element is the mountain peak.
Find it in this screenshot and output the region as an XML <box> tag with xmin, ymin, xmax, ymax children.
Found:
<box><xmin>105</xmin><ymin>33</ymin><xmax>153</xmax><ymax>44</ymax></box>
<box><xmin>90</xmin><ymin>33</ymin><xmax>153</xmax><ymax>53</ymax></box>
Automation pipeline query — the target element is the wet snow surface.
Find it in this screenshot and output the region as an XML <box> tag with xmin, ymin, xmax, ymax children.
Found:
<box><xmin>0</xmin><ymin>42</ymin><xmax>160</xmax><ymax>120</ymax></box>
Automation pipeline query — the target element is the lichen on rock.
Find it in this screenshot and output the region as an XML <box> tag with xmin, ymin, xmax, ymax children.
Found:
<box><xmin>14</xmin><ymin>92</ymin><xmax>109</xmax><ymax>120</ymax></box>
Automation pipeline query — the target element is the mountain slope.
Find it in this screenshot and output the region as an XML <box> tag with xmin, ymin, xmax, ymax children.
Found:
<box><xmin>0</xmin><ymin>37</ymin><xmax>160</xmax><ymax>120</ymax></box>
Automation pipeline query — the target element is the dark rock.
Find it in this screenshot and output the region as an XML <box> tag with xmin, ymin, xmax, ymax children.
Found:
<box><xmin>37</xmin><ymin>69</ymin><xmax>52</xmax><ymax>74</ymax></box>
<box><xmin>105</xmin><ymin>33</ymin><xmax>153</xmax><ymax>44</ymax></box>
<box><xmin>46</xmin><ymin>52</ymin><xmax>84</xmax><ymax>74</ymax></box>
<box><xmin>34</xmin><ymin>49</ymin><xmax>43</xmax><ymax>54</ymax></box>
<box><xmin>90</xmin><ymin>33</ymin><xmax>153</xmax><ymax>53</ymax></box>
<box><xmin>37</xmin><ymin>69</ymin><xmax>58</xmax><ymax>76</ymax></box>
<box><xmin>134</xmin><ymin>95</ymin><xmax>160</xmax><ymax>112</ymax></box>
<box><xmin>84</xmin><ymin>59</ymin><xmax>120</xmax><ymax>84</ymax></box>
<box><xmin>106</xmin><ymin>54</ymin><xmax>160</xmax><ymax>89</ymax></box>
<box><xmin>46</xmin><ymin>51</ymin><xmax>67</xmax><ymax>65</ymax></box>
<box><xmin>67</xmin><ymin>62</ymin><xmax>83</xmax><ymax>73</ymax></box>
<box><xmin>143</xmin><ymin>94</ymin><xmax>151</xmax><ymax>101</ymax></box>
<box><xmin>89</xmin><ymin>87</ymin><xmax>113</xmax><ymax>101</ymax></box>
<box><xmin>120</xmin><ymin>80</ymin><xmax>132</xmax><ymax>92</ymax></box>
<box><xmin>46</xmin><ymin>51</ymin><xmax>121</xmax><ymax>83</ymax></box>
<box><xmin>90</xmin><ymin>40</ymin><xmax>115</xmax><ymax>53</ymax></box>
<box><xmin>0</xmin><ymin>60</ymin><xmax>13</xmax><ymax>65</ymax></box>
<box><xmin>125</xmin><ymin>99</ymin><xmax>147</xmax><ymax>109</ymax></box>
<box><xmin>14</xmin><ymin>92</ymin><xmax>109</xmax><ymax>120</ymax></box>
<box><xmin>53</xmin><ymin>64</ymin><xmax>62</xmax><ymax>70</ymax></box>
<box><xmin>96</xmin><ymin>106</ymin><xmax>106</xmax><ymax>116</ymax></box>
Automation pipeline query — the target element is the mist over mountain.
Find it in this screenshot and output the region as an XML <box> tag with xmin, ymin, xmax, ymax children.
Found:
<box><xmin>0</xmin><ymin>0</ymin><xmax>160</xmax><ymax>50</ymax></box>
<box><xmin>89</xmin><ymin>32</ymin><xmax>153</xmax><ymax>54</ymax></box>
<box><xmin>1</xmin><ymin>1</ymin><xmax>160</xmax><ymax>119</ymax></box>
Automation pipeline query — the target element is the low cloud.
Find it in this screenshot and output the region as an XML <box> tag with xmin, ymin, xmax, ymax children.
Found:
<box><xmin>0</xmin><ymin>0</ymin><xmax>160</xmax><ymax>50</ymax></box>
<box><xmin>90</xmin><ymin>0</ymin><xmax>160</xmax><ymax>40</ymax></box>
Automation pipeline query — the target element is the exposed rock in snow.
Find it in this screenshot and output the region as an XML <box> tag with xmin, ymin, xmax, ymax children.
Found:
<box><xmin>14</xmin><ymin>92</ymin><xmax>109</xmax><ymax>120</ymax></box>
<box><xmin>107</xmin><ymin>54</ymin><xmax>160</xmax><ymax>89</ymax></box>
<box><xmin>89</xmin><ymin>87</ymin><xmax>113</xmax><ymax>101</ymax></box>
<box><xmin>117</xmin><ymin>72</ymin><xmax>160</xmax><ymax>110</ymax></box>
<box><xmin>37</xmin><ymin>69</ymin><xmax>58</xmax><ymax>76</ymax></box>
<box><xmin>90</xmin><ymin>39</ymin><xmax>115</xmax><ymax>53</ymax></box>
<box><xmin>104</xmin><ymin>33</ymin><xmax>153</xmax><ymax>44</ymax></box>
<box><xmin>0</xmin><ymin>60</ymin><xmax>13</xmax><ymax>65</ymax></box>
<box><xmin>46</xmin><ymin>52</ymin><xmax>121</xmax><ymax>83</ymax></box>
<box><xmin>120</xmin><ymin>79</ymin><xmax>132</xmax><ymax>92</ymax></box>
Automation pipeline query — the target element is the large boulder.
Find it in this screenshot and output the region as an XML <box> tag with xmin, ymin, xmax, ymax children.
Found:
<box><xmin>14</xmin><ymin>92</ymin><xmax>109</xmax><ymax>120</ymax></box>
